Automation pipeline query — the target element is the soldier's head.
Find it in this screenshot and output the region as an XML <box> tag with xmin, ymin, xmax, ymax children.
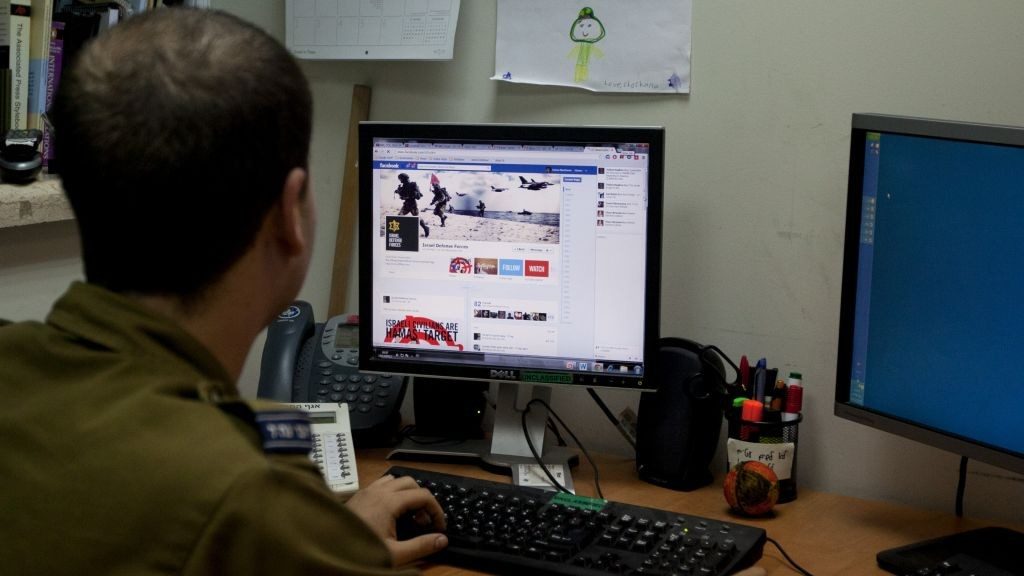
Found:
<box><xmin>49</xmin><ymin>8</ymin><xmax>313</xmax><ymax>306</ymax></box>
<box><xmin>398</xmin><ymin>173</ymin><xmax>410</xmax><ymax>183</ymax></box>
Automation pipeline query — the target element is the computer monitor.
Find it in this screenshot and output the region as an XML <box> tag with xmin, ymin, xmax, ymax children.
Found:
<box><xmin>836</xmin><ymin>113</ymin><xmax>1024</xmax><ymax>572</ymax></box>
<box><xmin>358</xmin><ymin>122</ymin><xmax>663</xmax><ymax>480</ymax></box>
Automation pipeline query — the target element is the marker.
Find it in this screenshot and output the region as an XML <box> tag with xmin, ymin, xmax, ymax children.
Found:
<box><xmin>770</xmin><ymin>379</ymin><xmax>786</xmax><ymax>411</ymax></box>
<box><xmin>741</xmin><ymin>399</ymin><xmax>764</xmax><ymax>422</ymax></box>
<box><xmin>739</xmin><ymin>399</ymin><xmax>764</xmax><ymax>441</ymax></box>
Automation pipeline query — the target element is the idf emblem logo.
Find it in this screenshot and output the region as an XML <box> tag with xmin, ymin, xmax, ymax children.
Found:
<box><xmin>386</xmin><ymin>216</ymin><xmax>418</xmax><ymax>251</ymax></box>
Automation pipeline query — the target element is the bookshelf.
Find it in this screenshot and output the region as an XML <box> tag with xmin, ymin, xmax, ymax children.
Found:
<box><xmin>0</xmin><ymin>177</ymin><xmax>72</xmax><ymax>228</ymax></box>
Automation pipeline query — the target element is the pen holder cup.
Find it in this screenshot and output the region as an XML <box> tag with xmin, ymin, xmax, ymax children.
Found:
<box><xmin>725</xmin><ymin>411</ymin><xmax>802</xmax><ymax>504</ymax></box>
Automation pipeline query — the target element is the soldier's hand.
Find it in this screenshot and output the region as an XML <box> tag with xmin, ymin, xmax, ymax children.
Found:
<box><xmin>345</xmin><ymin>474</ymin><xmax>448</xmax><ymax>566</ymax></box>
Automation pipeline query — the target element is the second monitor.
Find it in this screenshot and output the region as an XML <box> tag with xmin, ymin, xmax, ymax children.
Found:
<box><xmin>357</xmin><ymin>122</ymin><xmax>664</xmax><ymax>479</ymax></box>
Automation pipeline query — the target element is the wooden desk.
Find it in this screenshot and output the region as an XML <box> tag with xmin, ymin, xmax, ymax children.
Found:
<box><xmin>357</xmin><ymin>449</ymin><xmax>1021</xmax><ymax>575</ymax></box>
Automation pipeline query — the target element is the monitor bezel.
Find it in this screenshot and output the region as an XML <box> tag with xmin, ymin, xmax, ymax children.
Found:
<box><xmin>835</xmin><ymin>113</ymin><xmax>1024</xmax><ymax>475</ymax></box>
<box><xmin>357</xmin><ymin>122</ymin><xmax>664</xmax><ymax>391</ymax></box>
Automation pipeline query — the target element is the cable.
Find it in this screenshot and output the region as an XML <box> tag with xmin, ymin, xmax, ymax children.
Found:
<box><xmin>521</xmin><ymin>398</ymin><xmax>605</xmax><ymax>499</ymax></box>
<box><xmin>699</xmin><ymin>344</ymin><xmax>741</xmax><ymax>387</ymax></box>
<box><xmin>546</xmin><ymin>419</ymin><xmax>568</xmax><ymax>447</ymax></box>
<box><xmin>956</xmin><ymin>456</ymin><xmax>968</xmax><ymax>517</ymax></box>
<box><xmin>520</xmin><ymin>403</ymin><xmax>572</xmax><ymax>494</ymax></box>
<box><xmin>766</xmin><ymin>537</ymin><xmax>815</xmax><ymax>576</ymax></box>
<box><xmin>586</xmin><ymin>387</ymin><xmax>637</xmax><ymax>450</ymax></box>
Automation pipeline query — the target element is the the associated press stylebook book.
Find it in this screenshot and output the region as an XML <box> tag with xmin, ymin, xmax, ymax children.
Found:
<box><xmin>8</xmin><ymin>0</ymin><xmax>31</xmax><ymax>130</ymax></box>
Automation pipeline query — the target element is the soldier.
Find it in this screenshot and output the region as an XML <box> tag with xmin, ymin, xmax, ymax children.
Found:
<box><xmin>0</xmin><ymin>9</ymin><xmax>445</xmax><ymax>575</ymax></box>
<box><xmin>477</xmin><ymin>199</ymin><xmax>486</xmax><ymax>217</ymax></box>
<box><xmin>428</xmin><ymin>174</ymin><xmax>451</xmax><ymax>227</ymax></box>
<box><xmin>395</xmin><ymin>173</ymin><xmax>430</xmax><ymax>237</ymax></box>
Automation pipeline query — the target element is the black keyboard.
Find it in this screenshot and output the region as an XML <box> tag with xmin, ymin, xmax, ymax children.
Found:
<box><xmin>388</xmin><ymin>466</ymin><xmax>766</xmax><ymax>575</ymax></box>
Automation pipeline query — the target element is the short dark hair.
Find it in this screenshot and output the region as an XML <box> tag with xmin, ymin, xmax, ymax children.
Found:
<box><xmin>49</xmin><ymin>9</ymin><xmax>313</xmax><ymax>301</ymax></box>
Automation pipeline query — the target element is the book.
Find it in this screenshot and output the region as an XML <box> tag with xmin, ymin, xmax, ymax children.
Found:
<box><xmin>42</xmin><ymin>10</ymin><xmax>99</xmax><ymax>173</ymax></box>
<box><xmin>127</xmin><ymin>0</ymin><xmax>148</xmax><ymax>14</ymax></box>
<box><xmin>1</xmin><ymin>68</ymin><xmax>10</xmax><ymax>133</ymax></box>
<box><xmin>9</xmin><ymin>0</ymin><xmax>30</xmax><ymax>129</ymax></box>
<box><xmin>39</xmin><ymin>16</ymin><xmax>58</xmax><ymax>169</ymax></box>
<box><xmin>26</xmin><ymin>0</ymin><xmax>51</xmax><ymax>130</ymax></box>
<box><xmin>1</xmin><ymin>0</ymin><xmax>10</xmax><ymax>131</ymax></box>
<box><xmin>62</xmin><ymin>3</ymin><xmax>120</xmax><ymax>34</ymax></box>
<box><xmin>0</xmin><ymin>0</ymin><xmax>10</xmax><ymax>70</ymax></box>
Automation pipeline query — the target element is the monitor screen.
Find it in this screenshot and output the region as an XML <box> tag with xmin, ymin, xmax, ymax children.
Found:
<box><xmin>835</xmin><ymin>113</ymin><xmax>1024</xmax><ymax>476</ymax></box>
<box><xmin>358</xmin><ymin>123</ymin><xmax>663</xmax><ymax>391</ymax></box>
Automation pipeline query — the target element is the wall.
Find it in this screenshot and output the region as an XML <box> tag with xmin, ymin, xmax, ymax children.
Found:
<box><xmin>2</xmin><ymin>0</ymin><xmax>1021</xmax><ymax>526</ymax></box>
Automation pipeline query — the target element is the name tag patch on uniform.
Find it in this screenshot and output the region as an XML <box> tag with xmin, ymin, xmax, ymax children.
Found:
<box><xmin>253</xmin><ymin>411</ymin><xmax>313</xmax><ymax>454</ymax></box>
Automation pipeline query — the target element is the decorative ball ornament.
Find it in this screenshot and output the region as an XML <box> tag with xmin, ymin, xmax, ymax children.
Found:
<box><xmin>723</xmin><ymin>461</ymin><xmax>780</xmax><ymax>516</ymax></box>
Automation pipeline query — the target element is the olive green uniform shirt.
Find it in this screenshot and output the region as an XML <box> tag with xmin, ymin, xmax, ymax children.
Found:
<box><xmin>0</xmin><ymin>282</ymin><xmax>415</xmax><ymax>576</ymax></box>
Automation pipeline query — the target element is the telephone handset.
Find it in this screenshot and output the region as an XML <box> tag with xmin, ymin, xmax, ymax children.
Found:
<box><xmin>258</xmin><ymin>302</ymin><xmax>408</xmax><ymax>447</ymax></box>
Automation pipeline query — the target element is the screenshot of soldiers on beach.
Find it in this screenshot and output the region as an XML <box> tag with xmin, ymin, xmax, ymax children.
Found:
<box><xmin>363</xmin><ymin>125</ymin><xmax>661</xmax><ymax>385</ymax></box>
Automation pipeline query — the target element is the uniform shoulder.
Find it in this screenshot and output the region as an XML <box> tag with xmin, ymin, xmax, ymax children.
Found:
<box><xmin>216</xmin><ymin>398</ymin><xmax>315</xmax><ymax>456</ymax></box>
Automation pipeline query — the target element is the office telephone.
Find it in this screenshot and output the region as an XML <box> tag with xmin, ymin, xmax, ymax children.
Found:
<box><xmin>258</xmin><ymin>301</ymin><xmax>407</xmax><ymax>447</ymax></box>
<box><xmin>292</xmin><ymin>402</ymin><xmax>359</xmax><ymax>495</ymax></box>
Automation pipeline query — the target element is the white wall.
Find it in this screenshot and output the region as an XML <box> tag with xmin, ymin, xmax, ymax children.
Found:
<box><xmin>3</xmin><ymin>0</ymin><xmax>1022</xmax><ymax>526</ymax></box>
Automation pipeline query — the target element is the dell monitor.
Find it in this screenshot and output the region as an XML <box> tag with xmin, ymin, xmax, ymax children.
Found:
<box><xmin>836</xmin><ymin>113</ymin><xmax>1024</xmax><ymax>573</ymax></box>
<box><xmin>358</xmin><ymin>122</ymin><xmax>663</xmax><ymax>481</ymax></box>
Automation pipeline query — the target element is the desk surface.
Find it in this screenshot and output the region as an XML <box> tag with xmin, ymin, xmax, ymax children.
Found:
<box><xmin>357</xmin><ymin>449</ymin><xmax>1020</xmax><ymax>575</ymax></box>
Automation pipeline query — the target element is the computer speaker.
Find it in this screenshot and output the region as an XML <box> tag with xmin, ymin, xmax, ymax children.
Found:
<box><xmin>636</xmin><ymin>337</ymin><xmax>735</xmax><ymax>491</ymax></box>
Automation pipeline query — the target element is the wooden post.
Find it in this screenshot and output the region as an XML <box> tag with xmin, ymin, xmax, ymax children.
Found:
<box><xmin>328</xmin><ymin>84</ymin><xmax>371</xmax><ymax>317</ymax></box>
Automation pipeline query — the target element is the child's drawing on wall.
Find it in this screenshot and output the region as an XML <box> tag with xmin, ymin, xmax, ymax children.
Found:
<box><xmin>493</xmin><ymin>0</ymin><xmax>692</xmax><ymax>94</ymax></box>
<box><xmin>568</xmin><ymin>7</ymin><xmax>605</xmax><ymax>83</ymax></box>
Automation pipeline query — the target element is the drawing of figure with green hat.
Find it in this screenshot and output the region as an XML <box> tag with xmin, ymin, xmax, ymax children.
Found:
<box><xmin>569</xmin><ymin>7</ymin><xmax>605</xmax><ymax>83</ymax></box>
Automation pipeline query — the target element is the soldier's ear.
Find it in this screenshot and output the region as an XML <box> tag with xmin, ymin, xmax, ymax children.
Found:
<box><xmin>274</xmin><ymin>168</ymin><xmax>312</xmax><ymax>257</ymax></box>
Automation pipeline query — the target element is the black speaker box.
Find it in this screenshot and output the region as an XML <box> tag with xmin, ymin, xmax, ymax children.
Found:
<box><xmin>636</xmin><ymin>337</ymin><xmax>727</xmax><ymax>491</ymax></box>
<box><xmin>412</xmin><ymin>377</ymin><xmax>488</xmax><ymax>438</ymax></box>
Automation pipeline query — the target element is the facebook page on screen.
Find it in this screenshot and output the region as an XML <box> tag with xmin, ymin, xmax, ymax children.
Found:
<box><xmin>370</xmin><ymin>136</ymin><xmax>651</xmax><ymax>373</ymax></box>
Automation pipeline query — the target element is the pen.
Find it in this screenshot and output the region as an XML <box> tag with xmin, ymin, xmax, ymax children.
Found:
<box><xmin>739</xmin><ymin>355</ymin><xmax>750</xmax><ymax>397</ymax></box>
<box><xmin>765</xmin><ymin>368</ymin><xmax>778</xmax><ymax>403</ymax></box>
<box><xmin>754</xmin><ymin>358</ymin><xmax>766</xmax><ymax>403</ymax></box>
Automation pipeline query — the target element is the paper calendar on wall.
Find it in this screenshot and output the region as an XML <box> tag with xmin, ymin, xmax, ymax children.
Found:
<box><xmin>285</xmin><ymin>0</ymin><xmax>460</xmax><ymax>60</ymax></box>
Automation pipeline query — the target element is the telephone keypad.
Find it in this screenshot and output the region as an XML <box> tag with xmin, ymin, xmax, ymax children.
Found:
<box><xmin>294</xmin><ymin>316</ymin><xmax>407</xmax><ymax>446</ymax></box>
<box><xmin>311</xmin><ymin>320</ymin><xmax>405</xmax><ymax>445</ymax></box>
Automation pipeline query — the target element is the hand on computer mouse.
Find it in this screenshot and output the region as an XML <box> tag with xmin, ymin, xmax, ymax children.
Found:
<box><xmin>345</xmin><ymin>473</ymin><xmax>448</xmax><ymax>566</ymax></box>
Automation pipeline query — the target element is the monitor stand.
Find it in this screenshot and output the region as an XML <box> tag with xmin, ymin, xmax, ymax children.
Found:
<box><xmin>877</xmin><ymin>527</ymin><xmax>1024</xmax><ymax>575</ymax></box>
<box><xmin>387</xmin><ymin>382</ymin><xmax>580</xmax><ymax>489</ymax></box>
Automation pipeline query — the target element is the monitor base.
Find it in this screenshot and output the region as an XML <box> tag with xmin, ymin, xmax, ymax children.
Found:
<box><xmin>387</xmin><ymin>438</ymin><xmax>579</xmax><ymax>489</ymax></box>
<box><xmin>388</xmin><ymin>381</ymin><xmax>580</xmax><ymax>489</ymax></box>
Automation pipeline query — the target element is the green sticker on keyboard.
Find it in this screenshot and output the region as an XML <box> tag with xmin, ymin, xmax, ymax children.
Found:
<box><xmin>551</xmin><ymin>492</ymin><xmax>607</xmax><ymax>511</ymax></box>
